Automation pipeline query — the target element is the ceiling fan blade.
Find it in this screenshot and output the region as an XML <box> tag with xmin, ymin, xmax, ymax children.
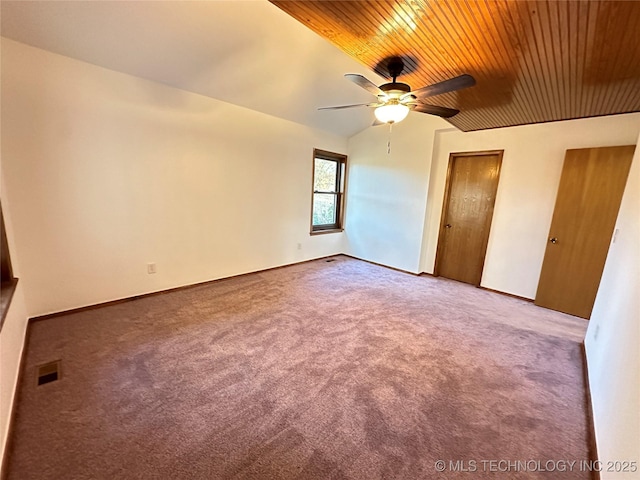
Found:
<box><xmin>404</xmin><ymin>74</ymin><xmax>475</xmax><ymax>100</ymax></box>
<box><xmin>413</xmin><ymin>104</ymin><xmax>460</xmax><ymax>118</ymax></box>
<box><xmin>318</xmin><ymin>103</ymin><xmax>379</xmax><ymax>110</ymax></box>
<box><xmin>345</xmin><ymin>74</ymin><xmax>385</xmax><ymax>97</ymax></box>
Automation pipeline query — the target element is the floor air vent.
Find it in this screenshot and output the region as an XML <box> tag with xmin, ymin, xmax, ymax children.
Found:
<box><xmin>326</xmin><ymin>259</ymin><xmax>336</xmax><ymax>262</ymax></box>
<box><xmin>37</xmin><ymin>361</ymin><xmax>61</xmax><ymax>386</ymax></box>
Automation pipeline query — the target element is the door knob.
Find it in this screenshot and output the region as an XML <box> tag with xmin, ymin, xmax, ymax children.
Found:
<box><xmin>445</xmin><ymin>224</ymin><xmax>452</xmax><ymax>229</ymax></box>
<box><xmin>549</xmin><ymin>237</ymin><xmax>558</xmax><ymax>244</ymax></box>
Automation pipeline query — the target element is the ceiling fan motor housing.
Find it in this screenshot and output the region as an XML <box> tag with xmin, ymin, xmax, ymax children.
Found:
<box><xmin>380</xmin><ymin>56</ymin><xmax>411</xmax><ymax>97</ymax></box>
<box><xmin>380</xmin><ymin>82</ymin><xmax>411</xmax><ymax>94</ymax></box>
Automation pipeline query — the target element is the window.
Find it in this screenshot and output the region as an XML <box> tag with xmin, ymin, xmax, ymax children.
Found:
<box><xmin>1</xmin><ymin>205</ymin><xmax>14</xmax><ymax>285</ymax></box>
<box><xmin>311</xmin><ymin>149</ymin><xmax>347</xmax><ymax>234</ymax></box>
<box><xmin>1</xmin><ymin>203</ymin><xmax>17</xmax><ymax>331</ymax></box>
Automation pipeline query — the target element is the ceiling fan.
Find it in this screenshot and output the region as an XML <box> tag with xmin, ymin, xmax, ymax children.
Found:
<box><xmin>319</xmin><ymin>57</ymin><xmax>475</xmax><ymax>125</ymax></box>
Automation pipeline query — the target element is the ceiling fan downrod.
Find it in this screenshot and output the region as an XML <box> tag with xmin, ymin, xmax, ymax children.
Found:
<box><xmin>387</xmin><ymin>57</ymin><xmax>404</xmax><ymax>83</ymax></box>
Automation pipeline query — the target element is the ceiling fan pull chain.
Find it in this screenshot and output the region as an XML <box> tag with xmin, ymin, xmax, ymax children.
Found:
<box><xmin>387</xmin><ymin>122</ymin><xmax>393</xmax><ymax>155</ymax></box>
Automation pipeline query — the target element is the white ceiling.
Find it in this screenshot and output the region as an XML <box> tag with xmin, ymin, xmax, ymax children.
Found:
<box><xmin>1</xmin><ymin>0</ymin><xmax>387</xmax><ymax>137</ymax></box>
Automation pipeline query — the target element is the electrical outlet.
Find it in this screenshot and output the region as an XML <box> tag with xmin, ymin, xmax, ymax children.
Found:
<box><xmin>147</xmin><ymin>263</ymin><xmax>157</xmax><ymax>274</ymax></box>
<box><xmin>593</xmin><ymin>324</ymin><xmax>600</xmax><ymax>341</ymax></box>
<box><xmin>297</xmin><ymin>243</ymin><xmax>302</xmax><ymax>250</ymax></box>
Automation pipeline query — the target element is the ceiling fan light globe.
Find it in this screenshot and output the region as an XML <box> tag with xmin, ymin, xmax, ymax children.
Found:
<box><xmin>375</xmin><ymin>104</ymin><xmax>410</xmax><ymax>124</ymax></box>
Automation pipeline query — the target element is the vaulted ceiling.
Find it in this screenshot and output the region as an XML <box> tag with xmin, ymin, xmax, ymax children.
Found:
<box><xmin>0</xmin><ymin>1</ymin><xmax>385</xmax><ymax>137</ymax></box>
<box><xmin>2</xmin><ymin>1</ymin><xmax>638</xmax><ymax>135</ymax></box>
<box><xmin>271</xmin><ymin>0</ymin><xmax>640</xmax><ymax>131</ymax></box>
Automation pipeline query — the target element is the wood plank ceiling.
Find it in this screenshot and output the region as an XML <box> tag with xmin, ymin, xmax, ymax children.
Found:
<box><xmin>270</xmin><ymin>0</ymin><xmax>640</xmax><ymax>131</ymax></box>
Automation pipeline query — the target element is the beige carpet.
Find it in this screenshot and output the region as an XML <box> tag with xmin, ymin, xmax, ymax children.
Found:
<box><xmin>6</xmin><ymin>256</ymin><xmax>591</xmax><ymax>479</ymax></box>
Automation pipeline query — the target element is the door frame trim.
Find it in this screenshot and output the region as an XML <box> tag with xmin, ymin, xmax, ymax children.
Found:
<box><xmin>434</xmin><ymin>149</ymin><xmax>504</xmax><ymax>286</ymax></box>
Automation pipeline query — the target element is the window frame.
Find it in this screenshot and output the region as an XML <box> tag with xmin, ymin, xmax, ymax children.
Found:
<box><xmin>0</xmin><ymin>203</ymin><xmax>17</xmax><ymax>332</ymax></box>
<box><xmin>310</xmin><ymin>149</ymin><xmax>347</xmax><ymax>235</ymax></box>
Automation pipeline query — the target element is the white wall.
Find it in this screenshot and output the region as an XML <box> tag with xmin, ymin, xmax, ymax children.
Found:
<box><xmin>344</xmin><ymin>114</ymin><xmax>450</xmax><ymax>272</ymax></box>
<box><xmin>585</xmin><ymin>133</ymin><xmax>639</xmax><ymax>479</ymax></box>
<box><xmin>1</xmin><ymin>38</ymin><xmax>347</xmax><ymax>317</ymax></box>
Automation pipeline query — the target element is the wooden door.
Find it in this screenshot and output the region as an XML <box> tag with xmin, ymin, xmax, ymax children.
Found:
<box><xmin>535</xmin><ymin>145</ymin><xmax>635</xmax><ymax>319</ymax></box>
<box><xmin>435</xmin><ymin>151</ymin><xmax>503</xmax><ymax>285</ymax></box>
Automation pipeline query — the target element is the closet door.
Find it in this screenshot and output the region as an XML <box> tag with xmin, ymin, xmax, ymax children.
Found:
<box><xmin>435</xmin><ymin>150</ymin><xmax>503</xmax><ymax>286</ymax></box>
<box><xmin>535</xmin><ymin>145</ymin><xmax>635</xmax><ymax>319</ymax></box>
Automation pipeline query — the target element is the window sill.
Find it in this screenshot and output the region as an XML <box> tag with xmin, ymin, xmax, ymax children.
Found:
<box><xmin>0</xmin><ymin>278</ymin><xmax>18</xmax><ymax>333</ymax></box>
<box><xmin>310</xmin><ymin>228</ymin><xmax>344</xmax><ymax>236</ymax></box>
